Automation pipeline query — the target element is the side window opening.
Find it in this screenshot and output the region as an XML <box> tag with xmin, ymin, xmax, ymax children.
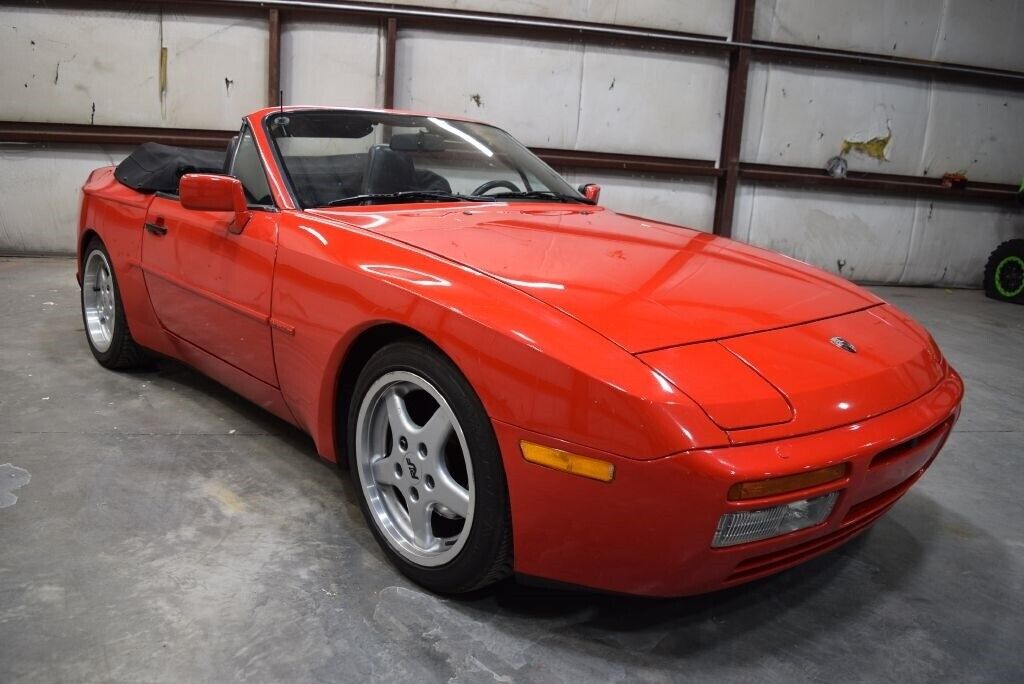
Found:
<box><xmin>230</xmin><ymin>127</ymin><xmax>274</xmax><ymax>207</ymax></box>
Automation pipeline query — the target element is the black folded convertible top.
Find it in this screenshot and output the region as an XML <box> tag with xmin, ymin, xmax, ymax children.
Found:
<box><xmin>114</xmin><ymin>142</ymin><xmax>227</xmax><ymax>194</ymax></box>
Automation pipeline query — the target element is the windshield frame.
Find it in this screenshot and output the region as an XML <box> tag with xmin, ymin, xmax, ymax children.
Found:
<box><xmin>260</xmin><ymin>108</ymin><xmax>591</xmax><ymax>209</ymax></box>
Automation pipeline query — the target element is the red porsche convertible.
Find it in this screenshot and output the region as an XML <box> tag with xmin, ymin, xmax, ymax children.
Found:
<box><xmin>77</xmin><ymin>107</ymin><xmax>963</xmax><ymax>596</ymax></box>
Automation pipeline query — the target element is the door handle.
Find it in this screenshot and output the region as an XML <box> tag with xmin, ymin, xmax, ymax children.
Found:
<box><xmin>144</xmin><ymin>221</ymin><xmax>167</xmax><ymax>236</ymax></box>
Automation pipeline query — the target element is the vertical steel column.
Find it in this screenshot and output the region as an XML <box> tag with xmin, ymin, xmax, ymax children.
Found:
<box><xmin>383</xmin><ymin>17</ymin><xmax>398</xmax><ymax>109</ymax></box>
<box><xmin>268</xmin><ymin>8</ymin><xmax>282</xmax><ymax>106</ymax></box>
<box><xmin>712</xmin><ymin>0</ymin><xmax>756</xmax><ymax>238</ymax></box>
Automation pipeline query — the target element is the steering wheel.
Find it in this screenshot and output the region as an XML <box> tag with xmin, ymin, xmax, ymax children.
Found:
<box><xmin>472</xmin><ymin>179</ymin><xmax>520</xmax><ymax>196</ymax></box>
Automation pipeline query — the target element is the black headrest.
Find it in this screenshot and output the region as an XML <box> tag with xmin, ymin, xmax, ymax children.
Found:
<box><xmin>362</xmin><ymin>145</ymin><xmax>416</xmax><ymax>195</ymax></box>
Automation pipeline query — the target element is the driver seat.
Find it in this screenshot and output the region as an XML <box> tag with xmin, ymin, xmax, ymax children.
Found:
<box><xmin>362</xmin><ymin>144</ymin><xmax>453</xmax><ymax>195</ymax></box>
<box><xmin>362</xmin><ymin>145</ymin><xmax>417</xmax><ymax>195</ymax></box>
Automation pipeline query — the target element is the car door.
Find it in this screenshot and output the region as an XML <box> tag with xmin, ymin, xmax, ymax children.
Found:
<box><xmin>140</xmin><ymin>125</ymin><xmax>281</xmax><ymax>387</ymax></box>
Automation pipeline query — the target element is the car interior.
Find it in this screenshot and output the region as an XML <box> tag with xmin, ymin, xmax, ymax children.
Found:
<box><xmin>114</xmin><ymin>110</ymin><xmax>555</xmax><ymax>210</ymax></box>
<box><xmin>282</xmin><ymin>146</ymin><xmax>453</xmax><ymax>207</ymax></box>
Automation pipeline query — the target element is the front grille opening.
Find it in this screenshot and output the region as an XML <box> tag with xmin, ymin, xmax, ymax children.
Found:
<box><xmin>870</xmin><ymin>416</ymin><xmax>953</xmax><ymax>469</ymax></box>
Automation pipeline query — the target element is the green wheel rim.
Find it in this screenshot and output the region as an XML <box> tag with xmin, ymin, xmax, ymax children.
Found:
<box><xmin>994</xmin><ymin>255</ymin><xmax>1024</xmax><ymax>298</ymax></box>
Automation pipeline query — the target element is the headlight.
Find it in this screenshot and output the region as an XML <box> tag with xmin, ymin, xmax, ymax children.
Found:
<box><xmin>712</xmin><ymin>492</ymin><xmax>839</xmax><ymax>548</ymax></box>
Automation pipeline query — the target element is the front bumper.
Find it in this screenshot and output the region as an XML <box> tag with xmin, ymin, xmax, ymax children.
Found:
<box><xmin>495</xmin><ymin>369</ymin><xmax>963</xmax><ymax>597</ymax></box>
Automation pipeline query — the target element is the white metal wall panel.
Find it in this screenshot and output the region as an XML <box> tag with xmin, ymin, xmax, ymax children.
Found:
<box><xmin>742</xmin><ymin>63</ymin><xmax>927</xmax><ymax>176</ymax></box>
<box><xmin>375</xmin><ymin>0</ymin><xmax>733</xmax><ymax>37</ymax></box>
<box><xmin>900</xmin><ymin>199</ymin><xmax>1022</xmax><ymax>285</ymax></box>
<box><xmin>734</xmin><ymin>184</ymin><xmax>916</xmax><ymax>284</ymax></box>
<box><xmin>754</xmin><ymin>0</ymin><xmax>1024</xmax><ymax>72</ymax></box>
<box><xmin>743</xmin><ymin>63</ymin><xmax>1024</xmax><ymax>184</ymax></box>
<box><xmin>585</xmin><ymin>0</ymin><xmax>733</xmax><ymax>37</ymax></box>
<box><xmin>576</xmin><ymin>46</ymin><xmax>728</xmax><ymax>159</ymax></box>
<box><xmin>921</xmin><ymin>83</ymin><xmax>1024</xmax><ymax>184</ymax></box>
<box><xmin>0</xmin><ymin>6</ymin><xmax>162</xmax><ymax>126</ymax></box>
<box><xmin>395</xmin><ymin>30</ymin><xmax>584</xmax><ymax>148</ymax></box>
<box><xmin>734</xmin><ymin>184</ymin><xmax>1021</xmax><ymax>287</ymax></box>
<box><xmin>753</xmin><ymin>0</ymin><xmax>940</xmax><ymax>62</ymax></box>
<box><xmin>0</xmin><ymin>146</ymin><xmax>131</xmax><ymax>254</ymax></box>
<box><xmin>0</xmin><ymin>6</ymin><xmax>267</xmax><ymax>130</ymax></box>
<box><xmin>561</xmin><ymin>170</ymin><xmax>716</xmax><ymax>231</ymax></box>
<box><xmin>396</xmin><ymin>30</ymin><xmax>728</xmax><ymax>157</ymax></box>
<box><xmin>281</xmin><ymin>19</ymin><xmax>384</xmax><ymax>108</ymax></box>
<box><xmin>160</xmin><ymin>9</ymin><xmax>269</xmax><ymax>130</ymax></box>
<box><xmin>935</xmin><ymin>1</ymin><xmax>1024</xmax><ymax>73</ymax></box>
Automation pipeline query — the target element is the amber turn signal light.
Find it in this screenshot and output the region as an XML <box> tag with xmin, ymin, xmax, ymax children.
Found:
<box><xmin>520</xmin><ymin>441</ymin><xmax>615</xmax><ymax>482</ymax></box>
<box><xmin>728</xmin><ymin>463</ymin><xmax>849</xmax><ymax>501</ymax></box>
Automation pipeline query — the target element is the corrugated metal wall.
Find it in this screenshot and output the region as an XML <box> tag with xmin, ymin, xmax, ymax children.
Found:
<box><xmin>0</xmin><ymin>4</ymin><xmax>272</xmax><ymax>254</ymax></box>
<box><xmin>0</xmin><ymin>1</ymin><xmax>1020</xmax><ymax>286</ymax></box>
<box><xmin>742</xmin><ymin>0</ymin><xmax>1024</xmax><ymax>283</ymax></box>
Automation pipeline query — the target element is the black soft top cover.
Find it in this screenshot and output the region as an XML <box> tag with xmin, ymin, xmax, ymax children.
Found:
<box><xmin>114</xmin><ymin>142</ymin><xmax>227</xmax><ymax>194</ymax></box>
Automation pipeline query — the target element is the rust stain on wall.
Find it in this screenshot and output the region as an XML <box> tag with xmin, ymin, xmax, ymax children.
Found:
<box><xmin>159</xmin><ymin>46</ymin><xmax>168</xmax><ymax>100</ymax></box>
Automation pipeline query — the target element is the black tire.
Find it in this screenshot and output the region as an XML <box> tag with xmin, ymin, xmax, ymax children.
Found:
<box><xmin>983</xmin><ymin>239</ymin><xmax>1024</xmax><ymax>304</ymax></box>
<box><xmin>80</xmin><ymin>237</ymin><xmax>150</xmax><ymax>369</ymax></box>
<box><xmin>347</xmin><ymin>340</ymin><xmax>512</xmax><ymax>594</ymax></box>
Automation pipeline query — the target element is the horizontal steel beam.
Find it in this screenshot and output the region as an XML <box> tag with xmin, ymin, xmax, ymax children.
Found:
<box><xmin>8</xmin><ymin>0</ymin><xmax>1024</xmax><ymax>88</ymax></box>
<box><xmin>121</xmin><ymin>0</ymin><xmax>734</xmax><ymax>53</ymax></box>
<box><xmin>0</xmin><ymin>121</ymin><xmax>722</xmax><ymax>176</ymax></box>
<box><xmin>532</xmin><ymin>148</ymin><xmax>722</xmax><ymax>178</ymax></box>
<box><xmin>749</xmin><ymin>40</ymin><xmax>1024</xmax><ymax>91</ymax></box>
<box><xmin>0</xmin><ymin>122</ymin><xmax>235</xmax><ymax>147</ymax></box>
<box><xmin>740</xmin><ymin>163</ymin><xmax>1021</xmax><ymax>204</ymax></box>
<box><xmin>2</xmin><ymin>122</ymin><xmax>1018</xmax><ymax>204</ymax></box>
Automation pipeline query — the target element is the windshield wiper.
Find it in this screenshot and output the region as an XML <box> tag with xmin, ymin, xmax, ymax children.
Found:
<box><xmin>488</xmin><ymin>190</ymin><xmax>593</xmax><ymax>204</ymax></box>
<box><xmin>324</xmin><ymin>191</ymin><xmax>496</xmax><ymax>207</ymax></box>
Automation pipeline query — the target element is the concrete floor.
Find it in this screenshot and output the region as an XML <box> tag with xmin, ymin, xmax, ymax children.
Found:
<box><xmin>1</xmin><ymin>255</ymin><xmax>1022</xmax><ymax>683</ymax></box>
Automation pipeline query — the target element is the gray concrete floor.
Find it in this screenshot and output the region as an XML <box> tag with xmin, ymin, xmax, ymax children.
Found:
<box><xmin>1</xmin><ymin>255</ymin><xmax>1022</xmax><ymax>683</ymax></box>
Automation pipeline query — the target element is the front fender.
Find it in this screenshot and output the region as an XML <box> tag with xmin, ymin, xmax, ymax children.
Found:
<box><xmin>270</xmin><ymin>212</ymin><xmax>728</xmax><ymax>463</ymax></box>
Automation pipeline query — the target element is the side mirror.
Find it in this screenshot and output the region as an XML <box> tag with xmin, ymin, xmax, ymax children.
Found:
<box><xmin>578</xmin><ymin>183</ymin><xmax>601</xmax><ymax>204</ymax></box>
<box><xmin>179</xmin><ymin>174</ymin><xmax>251</xmax><ymax>234</ymax></box>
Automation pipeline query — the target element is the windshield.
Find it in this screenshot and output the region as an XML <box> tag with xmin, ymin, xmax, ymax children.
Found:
<box><xmin>265</xmin><ymin>110</ymin><xmax>588</xmax><ymax>208</ymax></box>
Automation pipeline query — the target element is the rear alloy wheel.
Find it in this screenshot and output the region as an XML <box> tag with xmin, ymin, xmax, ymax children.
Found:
<box><xmin>81</xmin><ymin>238</ymin><xmax>149</xmax><ymax>369</ymax></box>
<box><xmin>983</xmin><ymin>239</ymin><xmax>1024</xmax><ymax>304</ymax></box>
<box><xmin>349</xmin><ymin>341</ymin><xmax>512</xmax><ymax>594</ymax></box>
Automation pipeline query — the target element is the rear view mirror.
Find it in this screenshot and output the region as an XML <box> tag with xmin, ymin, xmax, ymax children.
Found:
<box><xmin>390</xmin><ymin>132</ymin><xmax>446</xmax><ymax>152</ymax></box>
<box><xmin>179</xmin><ymin>174</ymin><xmax>251</xmax><ymax>234</ymax></box>
<box><xmin>579</xmin><ymin>183</ymin><xmax>601</xmax><ymax>203</ymax></box>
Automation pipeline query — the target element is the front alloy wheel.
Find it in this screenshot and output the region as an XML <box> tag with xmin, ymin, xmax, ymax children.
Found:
<box><xmin>348</xmin><ymin>340</ymin><xmax>512</xmax><ymax>594</ymax></box>
<box><xmin>355</xmin><ymin>371</ymin><xmax>475</xmax><ymax>566</ymax></box>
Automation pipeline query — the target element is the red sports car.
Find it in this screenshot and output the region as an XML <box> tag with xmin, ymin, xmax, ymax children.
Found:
<box><xmin>77</xmin><ymin>107</ymin><xmax>963</xmax><ymax>596</ymax></box>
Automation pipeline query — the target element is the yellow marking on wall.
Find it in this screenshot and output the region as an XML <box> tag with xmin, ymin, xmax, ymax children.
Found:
<box><xmin>158</xmin><ymin>5</ymin><xmax>167</xmax><ymax>119</ymax></box>
<box><xmin>842</xmin><ymin>130</ymin><xmax>891</xmax><ymax>161</ymax></box>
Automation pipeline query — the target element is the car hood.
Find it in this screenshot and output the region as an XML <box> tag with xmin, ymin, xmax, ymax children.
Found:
<box><xmin>640</xmin><ymin>306</ymin><xmax>949</xmax><ymax>442</ymax></box>
<box><xmin>310</xmin><ymin>204</ymin><xmax>880</xmax><ymax>353</ymax></box>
